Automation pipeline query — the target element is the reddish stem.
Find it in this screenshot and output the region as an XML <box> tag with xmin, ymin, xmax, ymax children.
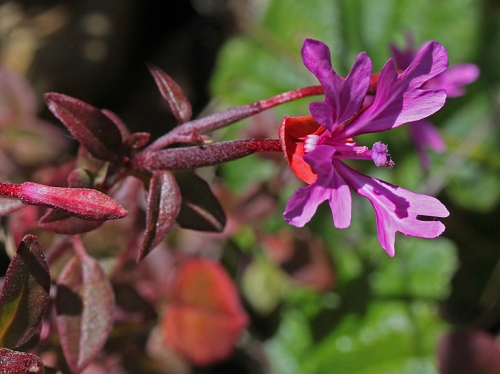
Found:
<box><xmin>0</xmin><ymin>182</ymin><xmax>21</xmax><ymax>198</ymax></box>
<box><xmin>146</xmin><ymin>85</ymin><xmax>323</xmax><ymax>151</ymax></box>
<box><xmin>132</xmin><ymin>138</ymin><xmax>282</xmax><ymax>171</ymax></box>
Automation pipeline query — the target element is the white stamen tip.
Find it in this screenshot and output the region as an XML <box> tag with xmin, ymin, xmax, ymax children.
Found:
<box><xmin>304</xmin><ymin>134</ymin><xmax>320</xmax><ymax>153</ymax></box>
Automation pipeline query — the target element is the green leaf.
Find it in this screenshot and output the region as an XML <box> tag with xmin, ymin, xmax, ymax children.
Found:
<box><xmin>55</xmin><ymin>245</ymin><xmax>114</xmax><ymax>373</ymax></box>
<box><xmin>371</xmin><ymin>237</ymin><xmax>457</xmax><ymax>299</ymax></box>
<box><xmin>0</xmin><ymin>235</ymin><xmax>50</xmax><ymax>348</ymax></box>
<box><xmin>308</xmin><ymin>301</ymin><xmax>447</xmax><ymax>374</ymax></box>
<box><xmin>241</xmin><ymin>260</ymin><xmax>288</xmax><ymax>316</ymax></box>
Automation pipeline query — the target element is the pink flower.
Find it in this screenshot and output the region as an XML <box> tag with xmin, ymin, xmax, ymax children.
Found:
<box><xmin>280</xmin><ymin>38</ymin><xmax>450</xmax><ymax>257</ymax></box>
<box><xmin>391</xmin><ymin>35</ymin><xmax>480</xmax><ymax>169</ymax></box>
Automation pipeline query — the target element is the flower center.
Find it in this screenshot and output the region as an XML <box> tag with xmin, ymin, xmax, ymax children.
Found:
<box><xmin>304</xmin><ymin>134</ymin><xmax>394</xmax><ymax>168</ymax></box>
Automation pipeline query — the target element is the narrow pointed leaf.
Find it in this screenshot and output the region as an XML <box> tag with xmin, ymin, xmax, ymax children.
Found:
<box><xmin>174</xmin><ymin>171</ymin><xmax>226</xmax><ymax>232</ymax></box>
<box><xmin>56</xmin><ymin>247</ymin><xmax>114</xmax><ymax>373</ymax></box>
<box><xmin>0</xmin><ymin>348</ymin><xmax>45</xmax><ymax>373</ymax></box>
<box><xmin>39</xmin><ymin>210</ymin><xmax>104</xmax><ymax>234</ymax></box>
<box><xmin>147</xmin><ymin>64</ymin><xmax>192</xmax><ymax>124</ymax></box>
<box><xmin>0</xmin><ymin>235</ymin><xmax>50</xmax><ymax>348</ymax></box>
<box><xmin>44</xmin><ymin>93</ymin><xmax>123</xmax><ymax>161</ymax></box>
<box><xmin>138</xmin><ymin>171</ymin><xmax>181</xmax><ymax>261</ymax></box>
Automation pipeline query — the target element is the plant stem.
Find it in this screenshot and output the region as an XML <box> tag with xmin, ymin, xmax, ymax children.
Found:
<box><xmin>0</xmin><ymin>182</ymin><xmax>21</xmax><ymax>198</ymax></box>
<box><xmin>146</xmin><ymin>85</ymin><xmax>323</xmax><ymax>151</ymax></box>
<box><xmin>132</xmin><ymin>139</ymin><xmax>282</xmax><ymax>171</ymax></box>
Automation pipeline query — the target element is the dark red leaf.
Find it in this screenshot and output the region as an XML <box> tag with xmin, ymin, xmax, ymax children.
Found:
<box><xmin>39</xmin><ymin>210</ymin><xmax>104</xmax><ymax>235</ymax></box>
<box><xmin>174</xmin><ymin>171</ymin><xmax>226</xmax><ymax>232</ymax></box>
<box><xmin>147</xmin><ymin>64</ymin><xmax>192</xmax><ymax>124</ymax></box>
<box><xmin>19</xmin><ymin>182</ymin><xmax>127</xmax><ymax>221</ymax></box>
<box><xmin>138</xmin><ymin>171</ymin><xmax>181</xmax><ymax>261</ymax></box>
<box><xmin>438</xmin><ymin>330</ymin><xmax>500</xmax><ymax>374</ymax></box>
<box><xmin>0</xmin><ymin>235</ymin><xmax>50</xmax><ymax>348</ymax></box>
<box><xmin>56</xmin><ymin>245</ymin><xmax>114</xmax><ymax>373</ymax></box>
<box><xmin>44</xmin><ymin>93</ymin><xmax>123</xmax><ymax>161</ymax></box>
<box><xmin>101</xmin><ymin>109</ymin><xmax>130</xmax><ymax>139</ymax></box>
<box><xmin>113</xmin><ymin>283</ymin><xmax>157</xmax><ymax>322</ymax></box>
<box><xmin>0</xmin><ymin>348</ymin><xmax>45</xmax><ymax>373</ymax></box>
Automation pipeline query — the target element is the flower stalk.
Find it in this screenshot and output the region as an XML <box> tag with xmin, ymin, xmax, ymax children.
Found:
<box><xmin>132</xmin><ymin>139</ymin><xmax>282</xmax><ymax>171</ymax></box>
<box><xmin>145</xmin><ymin>85</ymin><xmax>323</xmax><ymax>151</ymax></box>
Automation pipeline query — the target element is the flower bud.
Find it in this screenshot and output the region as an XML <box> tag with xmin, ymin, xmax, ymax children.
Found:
<box><xmin>19</xmin><ymin>182</ymin><xmax>127</xmax><ymax>221</ymax></box>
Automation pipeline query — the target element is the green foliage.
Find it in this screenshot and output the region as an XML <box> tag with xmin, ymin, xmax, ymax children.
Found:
<box><xmin>209</xmin><ymin>0</ymin><xmax>490</xmax><ymax>371</ymax></box>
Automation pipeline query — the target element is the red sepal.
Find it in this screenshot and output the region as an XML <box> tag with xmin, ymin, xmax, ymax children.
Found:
<box><xmin>278</xmin><ymin>115</ymin><xmax>325</xmax><ymax>184</ymax></box>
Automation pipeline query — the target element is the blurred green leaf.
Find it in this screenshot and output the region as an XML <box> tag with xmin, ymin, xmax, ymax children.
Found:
<box><xmin>241</xmin><ymin>260</ymin><xmax>289</xmax><ymax>316</ymax></box>
<box><xmin>371</xmin><ymin>237</ymin><xmax>457</xmax><ymax>299</ymax></box>
<box><xmin>308</xmin><ymin>301</ymin><xmax>447</xmax><ymax>374</ymax></box>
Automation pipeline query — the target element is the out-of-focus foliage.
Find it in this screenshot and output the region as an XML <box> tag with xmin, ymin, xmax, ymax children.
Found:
<box><xmin>210</xmin><ymin>0</ymin><xmax>500</xmax><ymax>372</ymax></box>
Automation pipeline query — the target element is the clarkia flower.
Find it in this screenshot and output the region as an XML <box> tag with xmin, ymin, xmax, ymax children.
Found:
<box><xmin>391</xmin><ymin>35</ymin><xmax>480</xmax><ymax>169</ymax></box>
<box><xmin>280</xmin><ymin>38</ymin><xmax>450</xmax><ymax>256</ymax></box>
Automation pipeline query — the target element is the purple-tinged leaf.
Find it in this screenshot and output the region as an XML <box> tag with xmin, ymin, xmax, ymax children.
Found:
<box><xmin>56</xmin><ymin>243</ymin><xmax>114</xmax><ymax>373</ymax></box>
<box><xmin>0</xmin><ymin>196</ymin><xmax>24</xmax><ymax>216</ymax></box>
<box><xmin>0</xmin><ymin>235</ymin><xmax>50</xmax><ymax>348</ymax></box>
<box><xmin>39</xmin><ymin>210</ymin><xmax>104</xmax><ymax>235</ymax></box>
<box><xmin>147</xmin><ymin>64</ymin><xmax>192</xmax><ymax>124</ymax></box>
<box><xmin>44</xmin><ymin>93</ymin><xmax>123</xmax><ymax>161</ymax></box>
<box><xmin>0</xmin><ymin>348</ymin><xmax>45</xmax><ymax>373</ymax></box>
<box><xmin>174</xmin><ymin>171</ymin><xmax>226</xmax><ymax>232</ymax></box>
<box><xmin>139</xmin><ymin>171</ymin><xmax>181</xmax><ymax>261</ymax></box>
<box><xmin>19</xmin><ymin>182</ymin><xmax>127</xmax><ymax>221</ymax></box>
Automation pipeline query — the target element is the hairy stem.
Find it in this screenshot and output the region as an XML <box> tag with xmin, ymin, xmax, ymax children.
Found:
<box><xmin>146</xmin><ymin>85</ymin><xmax>323</xmax><ymax>151</ymax></box>
<box><xmin>0</xmin><ymin>182</ymin><xmax>21</xmax><ymax>198</ymax></box>
<box><xmin>132</xmin><ymin>139</ymin><xmax>282</xmax><ymax>171</ymax></box>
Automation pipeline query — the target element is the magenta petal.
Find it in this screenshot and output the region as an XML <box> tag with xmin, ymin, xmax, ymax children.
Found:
<box><xmin>426</xmin><ymin>63</ymin><xmax>479</xmax><ymax>97</ymax></box>
<box><xmin>333</xmin><ymin>160</ymin><xmax>449</xmax><ymax>257</ymax></box>
<box><xmin>408</xmin><ymin>119</ymin><xmax>446</xmax><ymax>170</ymax></box>
<box><xmin>302</xmin><ymin>39</ymin><xmax>372</xmax><ymax>133</ymax></box>
<box><xmin>284</xmin><ymin>146</ymin><xmax>351</xmax><ymax>228</ymax></box>
<box><xmin>341</xmin><ymin>41</ymin><xmax>448</xmax><ymax>139</ymax></box>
